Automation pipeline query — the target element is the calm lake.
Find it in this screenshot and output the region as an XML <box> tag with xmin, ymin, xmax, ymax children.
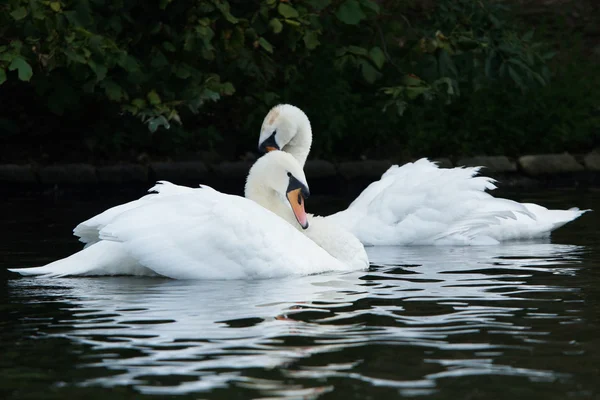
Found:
<box><xmin>1</xmin><ymin>188</ymin><xmax>598</xmax><ymax>399</ymax></box>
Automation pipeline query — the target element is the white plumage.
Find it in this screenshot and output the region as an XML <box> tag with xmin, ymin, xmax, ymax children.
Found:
<box><xmin>258</xmin><ymin>104</ymin><xmax>589</xmax><ymax>246</ymax></box>
<box><xmin>10</xmin><ymin>152</ymin><xmax>368</xmax><ymax>279</ymax></box>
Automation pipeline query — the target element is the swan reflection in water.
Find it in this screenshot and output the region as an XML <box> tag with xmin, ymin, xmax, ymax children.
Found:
<box><xmin>9</xmin><ymin>242</ymin><xmax>586</xmax><ymax>395</ymax></box>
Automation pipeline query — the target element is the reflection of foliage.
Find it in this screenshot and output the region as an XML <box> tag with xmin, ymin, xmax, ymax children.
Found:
<box><xmin>0</xmin><ymin>0</ymin><xmax>597</xmax><ymax>161</ymax></box>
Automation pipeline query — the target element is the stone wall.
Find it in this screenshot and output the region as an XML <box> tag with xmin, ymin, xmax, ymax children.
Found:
<box><xmin>1</xmin><ymin>152</ymin><xmax>598</xmax><ymax>197</ymax></box>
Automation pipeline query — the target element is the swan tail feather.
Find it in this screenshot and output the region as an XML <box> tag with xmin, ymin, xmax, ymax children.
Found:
<box><xmin>8</xmin><ymin>241</ymin><xmax>150</xmax><ymax>278</ymax></box>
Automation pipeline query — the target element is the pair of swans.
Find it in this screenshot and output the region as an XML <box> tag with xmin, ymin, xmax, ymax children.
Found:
<box><xmin>10</xmin><ymin>105</ymin><xmax>588</xmax><ymax>279</ymax></box>
<box><xmin>259</xmin><ymin>104</ymin><xmax>588</xmax><ymax>246</ymax></box>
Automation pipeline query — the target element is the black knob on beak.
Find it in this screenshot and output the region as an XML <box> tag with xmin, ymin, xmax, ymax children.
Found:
<box><xmin>258</xmin><ymin>131</ymin><xmax>280</xmax><ymax>153</ymax></box>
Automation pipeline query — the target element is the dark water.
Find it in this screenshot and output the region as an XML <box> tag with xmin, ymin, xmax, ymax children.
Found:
<box><xmin>1</xmin><ymin>188</ymin><xmax>599</xmax><ymax>399</ymax></box>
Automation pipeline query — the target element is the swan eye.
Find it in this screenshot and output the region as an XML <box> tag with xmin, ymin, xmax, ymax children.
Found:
<box><xmin>287</xmin><ymin>172</ymin><xmax>291</xmax><ymax>177</ymax></box>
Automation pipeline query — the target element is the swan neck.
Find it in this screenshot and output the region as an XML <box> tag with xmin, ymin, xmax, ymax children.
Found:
<box><xmin>245</xmin><ymin>174</ymin><xmax>301</xmax><ymax>230</ymax></box>
<box><xmin>283</xmin><ymin>115</ymin><xmax>312</xmax><ymax>167</ymax></box>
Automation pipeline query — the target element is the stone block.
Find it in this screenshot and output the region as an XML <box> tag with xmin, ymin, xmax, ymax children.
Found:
<box><xmin>39</xmin><ymin>164</ymin><xmax>97</xmax><ymax>184</ymax></box>
<box><xmin>214</xmin><ymin>161</ymin><xmax>253</xmax><ymax>179</ymax></box>
<box><xmin>0</xmin><ymin>164</ymin><xmax>37</xmax><ymax>183</ymax></box>
<box><xmin>457</xmin><ymin>156</ymin><xmax>517</xmax><ymax>172</ymax></box>
<box><xmin>583</xmin><ymin>151</ymin><xmax>600</xmax><ymax>171</ymax></box>
<box><xmin>338</xmin><ymin>160</ymin><xmax>392</xmax><ymax>180</ymax></box>
<box><xmin>150</xmin><ymin>162</ymin><xmax>208</xmax><ymax>182</ymax></box>
<box><xmin>431</xmin><ymin>158</ymin><xmax>453</xmax><ymax>168</ymax></box>
<box><xmin>305</xmin><ymin>160</ymin><xmax>336</xmax><ymax>178</ymax></box>
<box><xmin>97</xmin><ymin>164</ymin><xmax>148</xmax><ymax>184</ymax></box>
<box><xmin>518</xmin><ymin>153</ymin><xmax>584</xmax><ymax>176</ymax></box>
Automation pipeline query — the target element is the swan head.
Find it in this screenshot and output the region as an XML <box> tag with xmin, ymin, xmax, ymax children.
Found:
<box><xmin>246</xmin><ymin>150</ymin><xmax>311</xmax><ymax>229</ymax></box>
<box><xmin>258</xmin><ymin>105</ymin><xmax>312</xmax><ymax>164</ymax></box>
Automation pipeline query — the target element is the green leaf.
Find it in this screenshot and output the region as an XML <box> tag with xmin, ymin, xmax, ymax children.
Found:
<box><xmin>88</xmin><ymin>60</ymin><xmax>107</xmax><ymax>81</ymax></box>
<box><xmin>88</xmin><ymin>35</ymin><xmax>103</xmax><ymax>52</ymax></box>
<box><xmin>258</xmin><ymin>37</ymin><xmax>273</xmax><ymax>53</ymax></box>
<box><xmin>213</xmin><ymin>1</ymin><xmax>239</xmax><ymax>24</ymax></box>
<box><xmin>283</xmin><ymin>19</ymin><xmax>301</xmax><ymax>27</ymax></box>
<box><xmin>148</xmin><ymin>116</ymin><xmax>170</xmax><ymax>132</ymax></box>
<box><xmin>359</xmin><ymin>0</ymin><xmax>380</xmax><ymax>13</ymax></box>
<box><xmin>50</xmin><ymin>2</ymin><xmax>61</xmax><ymax>12</ymax></box>
<box><xmin>405</xmin><ymin>86</ymin><xmax>430</xmax><ymax>100</ymax></box>
<box><xmin>508</xmin><ymin>66</ymin><xmax>524</xmax><ymax>88</ymax></box>
<box><xmin>132</xmin><ymin>98</ymin><xmax>146</xmax><ymax>108</ymax></box>
<box><xmin>200</xmin><ymin>88</ymin><xmax>220</xmax><ymax>102</ymax></box>
<box><xmin>150</xmin><ymin>50</ymin><xmax>169</xmax><ymax>69</ymax></box>
<box><xmin>507</xmin><ymin>58</ymin><xmax>532</xmax><ymax>73</ymax></box>
<box><xmin>369</xmin><ymin>46</ymin><xmax>385</xmax><ymax>69</ymax></box>
<box><xmin>542</xmin><ymin>51</ymin><xmax>557</xmax><ymax>60</ymax></box>
<box><xmin>402</xmin><ymin>74</ymin><xmax>422</xmax><ymax>86</ymax></box>
<box><xmin>8</xmin><ymin>57</ymin><xmax>33</xmax><ymax>81</ymax></box>
<box><xmin>221</xmin><ymin>82</ymin><xmax>235</xmax><ymax>95</ymax></box>
<box><xmin>303</xmin><ymin>31</ymin><xmax>320</xmax><ymax>50</ymax></box>
<box><xmin>104</xmin><ymin>81</ymin><xmax>125</xmax><ymax>101</ymax></box>
<box><xmin>175</xmin><ymin>64</ymin><xmax>191</xmax><ymax>79</ymax></box>
<box><xmin>346</xmin><ymin>45</ymin><xmax>368</xmax><ymax>56</ymax></box>
<box><xmin>147</xmin><ymin>90</ymin><xmax>161</xmax><ymax>105</ymax></box>
<box><xmin>522</xmin><ymin>29</ymin><xmax>534</xmax><ymax>42</ymax></box>
<box><xmin>278</xmin><ymin>3</ymin><xmax>299</xmax><ymax>19</ymax></box>
<box><xmin>359</xmin><ymin>59</ymin><xmax>379</xmax><ymax>83</ymax></box>
<box><xmin>64</xmin><ymin>49</ymin><xmax>86</xmax><ymax>64</ymax></box>
<box><xmin>118</xmin><ymin>54</ymin><xmax>140</xmax><ymax>72</ymax></box>
<box><xmin>162</xmin><ymin>41</ymin><xmax>176</xmax><ymax>52</ymax></box>
<box><xmin>0</xmin><ymin>69</ymin><xmax>6</xmax><ymax>85</ymax></box>
<box><xmin>10</xmin><ymin>7</ymin><xmax>28</xmax><ymax>20</ymax></box>
<box><xmin>489</xmin><ymin>14</ymin><xmax>502</xmax><ymax>28</ymax></box>
<box><xmin>269</xmin><ymin>18</ymin><xmax>283</xmax><ymax>34</ymax></box>
<box><xmin>532</xmin><ymin>72</ymin><xmax>546</xmax><ymax>86</ymax></box>
<box><xmin>306</xmin><ymin>0</ymin><xmax>331</xmax><ymax>11</ymax></box>
<box><xmin>335</xmin><ymin>0</ymin><xmax>366</xmax><ymax>25</ymax></box>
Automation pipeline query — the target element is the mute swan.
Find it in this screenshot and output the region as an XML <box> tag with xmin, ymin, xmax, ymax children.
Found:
<box><xmin>9</xmin><ymin>151</ymin><xmax>367</xmax><ymax>279</ymax></box>
<box><xmin>258</xmin><ymin>104</ymin><xmax>589</xmax><ymax>246</ymax></box>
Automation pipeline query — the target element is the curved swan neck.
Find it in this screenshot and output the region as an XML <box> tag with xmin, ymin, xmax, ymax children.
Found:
<box><xmin>245</xmin><ymin>164</ymin><xmax>302</xmax><ymax>230</ymax></box>
<box><xmin>282</xmin><ymin>107</ymin><xmax>312</xmax><ymax>167</ymax></box>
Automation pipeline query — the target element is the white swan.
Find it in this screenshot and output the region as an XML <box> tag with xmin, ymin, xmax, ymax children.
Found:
<box><xmin>258</xmin><ymin>104</ymin><xmax>589</xmax><ymax>245</ymax></box>
<box><xmin>9</xmin><ymin>151</ymin><xmax>367</xmax><ymax>279</ymax></box>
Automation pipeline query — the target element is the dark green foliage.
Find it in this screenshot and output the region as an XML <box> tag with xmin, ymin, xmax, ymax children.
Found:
<box><xmin>0</xmin><ymin>0</ymin><xmax>597</xmax><ymax>163</ymax></box>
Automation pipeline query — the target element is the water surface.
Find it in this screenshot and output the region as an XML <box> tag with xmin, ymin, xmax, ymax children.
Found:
<box><xmin>1</xmin><ymin>189</ymin><xmax>599</xmax><ymax>399</ymax></box>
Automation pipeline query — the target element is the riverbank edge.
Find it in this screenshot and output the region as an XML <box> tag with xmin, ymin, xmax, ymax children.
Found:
<box><xmin>1</xmin><ymin>152</ymin><xmax>598</xmax><ymax>194</ymax></box>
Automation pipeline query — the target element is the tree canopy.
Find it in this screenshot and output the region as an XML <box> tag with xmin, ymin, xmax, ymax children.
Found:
<box><xmin>1</xmin><ymin>0</ymin><xmax>598</xmax><ymax>163</ymax></box>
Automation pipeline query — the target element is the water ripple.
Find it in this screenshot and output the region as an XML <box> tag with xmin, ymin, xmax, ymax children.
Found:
<box><xmin>4</xmin><ymin>241</ymin><xmax>596</xmax><ymax>398</ymax></box>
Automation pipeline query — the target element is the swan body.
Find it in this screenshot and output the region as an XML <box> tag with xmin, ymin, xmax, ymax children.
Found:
<box><xmin>10</xmin><ymin>152</ymin><xmax>368</xmax><ymax>279</ymax></box>
<box><xmin>258</xmin><ymin>104</ymin><xmax>589</xmax><ymax>246</ymax></box>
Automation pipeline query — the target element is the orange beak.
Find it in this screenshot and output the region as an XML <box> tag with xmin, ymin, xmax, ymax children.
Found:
<box><xmin>265</xmin><ymin>146</ymin><xmax>277</xmax><ymax>152</ymax></box>
<box><xmin>286</xmin><ymin>188</ymin><xmax>309</xmax><ymax>229</ymax></box>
